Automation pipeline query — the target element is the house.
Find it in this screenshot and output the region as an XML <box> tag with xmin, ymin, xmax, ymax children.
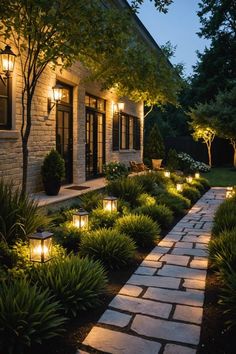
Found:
<box><xmin>0</xmin><ymin>0</ymin><xmax>168</xmax><ymax>193</ymax></box>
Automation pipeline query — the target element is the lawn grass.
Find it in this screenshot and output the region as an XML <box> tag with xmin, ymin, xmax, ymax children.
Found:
<box><xmin>203</xmin><ymin>167</ymin><xmax>236</xmax><ymax>187</ymax></box>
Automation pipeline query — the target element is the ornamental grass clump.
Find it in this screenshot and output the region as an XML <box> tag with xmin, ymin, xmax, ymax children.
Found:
<box><xmin>182</xmin><ymin>185</ymin><xmax>201</xmax><ymax>204</ymax></box>
<box><xmin>219</xmin><ymin>270</ymin><xmax>236</xmax><ymax>329</ymax></box>
<box><xmin>133</xmin><ymin>204</ymin><xmax>173</xmax><ymax>230</ymax></box>
<box><xmin>90</xmin><ymin>208</ymin><xmax>119</xmax><ymax>229</ymax></box>
<box><xmin>80</xmin><ymin>229</ymin><xmax>136</xmax><ymax>269</ymax></box>
<box><xmin>31</xmin><ymin>255</ymin><xmax>107</xmax><ymax>318</ymax></box>
<box><xmin>0</xmin><ymin>278</ymin><xmax>66</xmax><ymax>354</ymax></box>
<box><xmin>78</xmin><ymin>191</ymin><xmax>103</xmax><ymax>212</ymax></box>
<box><xmin>191</xmin><ymin>180</ymin><xmax>205</xmax><ymax>193</ymax></box>
<box><xmin>157</xmin><ymin>191</ymin><xmax>190</xmax><ymax>216</ymax></box>
<box><xmin>106</xmin><ymin>177</ymin><xmax>143</xmax><ymax>207</ymax></box>
<box><xmin>137</xmin><ymin>193</ymin><xmax>156</xmax><ymax>207</ymax></box>
<box><xmin>212</xmin><ymin>199</ymin><xmax>236</xmax><ymax>236</ymax></box>
<box><xmin>53</xmin><ymin>221</ymin><xmax>85</xmax><ymax>253</ymax></box>
<box><xmin>134</xmin><ymin>174</ymin><xmax>160</xmax><ymax>195</ymax></box>
<box><xmin>115</xmin><ymin>214</ymin><xmax>160</xmax><ymax>248</ymax></box>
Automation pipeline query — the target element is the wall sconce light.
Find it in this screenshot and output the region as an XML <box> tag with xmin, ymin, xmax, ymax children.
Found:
<box><xmin>103</xmin><ymin>196</ymin><xmax>118</xmax><ymax>212</ymax></box>
<box><xmin>0</xmin><ymin>45</ymin><xmax>16</xmax><ymax>85</ymax></box>
<box><xmin>186</xmin><ymin>176</ymin><xmax>193</xmax><ymax>184</ymax></box>
<box><xmin>164</xmin><ymin>170</ymin><xmax>171</xmax><ymax>178</ymax></box>
<box><xmin>48</xmin><ymin>84</ymin><xmax>63</xmax><ymax>113</ymax></box>
<box><xmin>195</xmin><ymin>172</ymin><xmax>200</xmax><ymax>179</ymax></box>
<box><xmin>176</xmin><ymin>183</ymin><xmax>183</xmax><ymax>192</ymax></box>
<box><xmin>29</xmin><ymin>229</ymin><xmax>53</xmax><ymax>263</ymax></box>
<box><xmin>113</xmin><ymin>101</ymin><xmax>125</xmax><ymax>113</ymax></box>
<box><xmin>73</xmin><ymin>208</ymin><xmax>89</xmax><ymax>229</ymax></box>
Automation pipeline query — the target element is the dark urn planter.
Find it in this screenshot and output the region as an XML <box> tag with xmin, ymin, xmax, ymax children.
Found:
<box><xmin>43</xmin><ymin>179</ymin><xmax>61</xmax><ymax>196</ymax></box>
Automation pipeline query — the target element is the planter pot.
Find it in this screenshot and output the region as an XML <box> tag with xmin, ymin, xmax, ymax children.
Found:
<box><xmin>43</xmin><ymin>179</ymin><xmax>61</xmax><ymax>196</ymax></box>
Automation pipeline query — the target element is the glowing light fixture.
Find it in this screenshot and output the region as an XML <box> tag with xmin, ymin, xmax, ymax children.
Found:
<box><xmin>0</xmin><ymin>45</ymin><xmax>16</xmax><ymax>84</ymax></box>
<box><xmin>73</xmin><ymin>209</ymin><xmax>89</xmax><ymax>229</ymax></box>
<box><xmin>176</xmin><ymin>183</ymin><xmax>183</xmax><ymax>192</ymax></box>
<box><xmin>48</xmin><ymin>84</ymin><xmax>63</xmax><ymax>113</ymax></box>
<box><xmin>195</xmin><ymin>172</ymin><xmax>200</xmax><ymax>179</ymax></box>
<box><xmin>103</xmin><ymin>196</ymin><xmax>118</xmax><ymax>212</ymax></box>
<box><xmin>186</xmin><ymin>176</ymin><xmax>193</xmax><ymax>184</ymax></box>
<box><xmin>29</xmin><ymin>230</ymin><xmax>53</xmax><ymax>263</ymax></box>
<box><xmin>164</xmin><ymin>171</ymin><xmax>171</xmax><ymax>178</ymax></box>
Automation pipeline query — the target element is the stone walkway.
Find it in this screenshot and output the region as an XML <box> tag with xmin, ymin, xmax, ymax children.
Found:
<box><xmin>79</xmin><ymin>187</ymin><xmax>226</xmax><ymax>354</ymax></box>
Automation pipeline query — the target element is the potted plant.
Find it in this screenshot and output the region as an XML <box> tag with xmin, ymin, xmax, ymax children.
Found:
<box><xmin>41</xmin><ymin>149</ymin><xmax>65</xmax><ymax>196</ymax></box>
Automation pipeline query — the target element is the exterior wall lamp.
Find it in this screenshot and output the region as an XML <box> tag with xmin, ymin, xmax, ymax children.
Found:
<box><xmin>48</xmin><ymin>84</ymin><xmax>63</xmax><ymax>113</ymax></box>
<box><xmin>0</xmin><ymin>45</ymin><xmax>16</xmax><ymax>85</ymax></box>
<box><xmin>113</xmin><ymin>101</ymin><xmax>125</xmax><ymax>113</ymax></box>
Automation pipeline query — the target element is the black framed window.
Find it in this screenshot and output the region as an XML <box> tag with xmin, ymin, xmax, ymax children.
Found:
<box><xmin>0</xmin><ymin>78</ymin><xmax>12</xmax><ymax>130</ymax></box>
<box><xmin>113</xmin><ymin>112</ymin><xmax>140</xmax><ymax>151</ymax></box>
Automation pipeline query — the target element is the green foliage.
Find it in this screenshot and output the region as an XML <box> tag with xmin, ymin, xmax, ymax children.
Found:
<box><xmin>157</xmin><ymin>190</ymin><xmax>190</xmax><ymax>216</ymax></box>
<box><xmin>134</xmin><ymin>174</ymin><xmax>160</xmax><ymax>196</ymax></box>
<box><xmin>182</xmin><ymin>185</ymin><xmax>201</xmax><ymax>204</ymax></box>
<box><xmin>0</xmin><ymin>180</ymin><xmax>49</xmax><ymax>245</ymax></box>
<box><xmin>80</xmin><ymin>228</ymin><xmax>136</xmax><ymax>270</ymax></box>
<box><xmin>31</xmin><ymin>256</ymin><xmax>107</xmax><ymax>318</ymax></box>
<box><xmin>90</xmin><ymin>208</ymin><xmax>119</xmax><ymax>229</ymax></box>
<box><xmin>198</xmin><ymin>177</ymin><xmax>210</xmax><ymax>189</ymax></box>
<box><xmin>219</xmin><ymin>270</ymin><xmax>236</xmax><ymax>329</ymax></box>
<box><xmin>0</xmin><ymin>241</ymin><xmax>13</xmax><ymax>268</ymax></box>
<box><xmin>212</xmin><ymin>199</ymin><xmax>236</xmax><ymax>236</ymax></box>
<box><xmin>134</xmin><ymin>204</ymin><xmax>173</xmax><ymax>229</ymax></box>
<box><xmin>103</xmin><ymin>162</ymin><xmax>129</xmax><ymax>181</ymax></box>
<box><xmin>191</xmin><ymin>180</ymin><xmax>205</xmax><ymax>193</ymax></box>
<box><xmin>144</xmin><ymin>123</ymin><xmax>165</xmax><ymax>166</ymax></box>
<box><xmin>115</xmin><ymin>214</ymin><xmax>160</xmax><ymax>248</ymax></box>
<box><xmin>208</xmin><ymin>229</ymin><xmax>236</xmax><ymax>272</ymax></box>
<box><xmin>78</xmin><ymin>191</ymin><xmax>103</xmax><ymax>212</ymax></box>
<box><xmin>137</xmin><ymin>193</ymin><xmax>156</xmax><ymax>206</ymax></box>
<box><xmin>0</xmin><ymin>278</ymin><xmax>66</xmax><ymax>354</ymax></box>
<box><xmin>166</xmin><ymin>148</ymin><xmax>180</xmax><ymax>171</ymax></box>
<box><xmin>41</xmin><ymin>149</ymin><xmax>65</xmax><ymax>182</ymax></box>
<box><xmin>53</xmin><ymin>221</ymin><xmax>85</xmax><ymax>253</ymax></box>
<box><xmin>107</xmin><ymin>178</ymin><xmax>143</xmax><ymax>207</ymax></box>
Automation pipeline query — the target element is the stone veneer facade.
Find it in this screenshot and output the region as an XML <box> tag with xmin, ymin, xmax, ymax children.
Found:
<box><xmin>0</xmin><ymin>58</ymin><xmax>143</xmax><ymax>193</ymax></box>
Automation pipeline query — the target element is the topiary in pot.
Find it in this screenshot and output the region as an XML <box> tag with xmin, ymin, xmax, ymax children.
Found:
<box><xmin>41</xmin><ymin>149</ymin><xmax>65</xmax><ymax>196</ymax></box>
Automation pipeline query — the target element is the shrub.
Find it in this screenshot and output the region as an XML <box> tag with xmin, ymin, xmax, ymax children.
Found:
<box><xmin>31</xmin><ymin>256</ymin><xmax>107</xmax><ymax>318</ymax></box>
<box><xmin>212</xmin><ymin>199</ymin><xmax>236</xmax><ymax>236</ymax></box>
<box><xmin>90</xmin><ymin>208</ymin><xmax>119</xmax><ymax>229</ymax></box>
<box><xmin>219</xmin><ymin>270</ymin><xmax>236</xmax><ymax>328</ymax></box>
<box><xmin>103</xmin><ymin>162</ymin><xmax>129</xmax><ymax>181</ymax></box>
<box><xmin>198</xmin><ymin>177</ymin><xmax>210</xmax><ymax>190</ymax></box>
<box><xmin>80</xmin><ymin>229</ymin><xmax>136</xmax><ymax>269</ymax></box>
<box><xmin>0</xmin><ymin>278</ymin><xmax>66</xmax><ymax>354</ymax></box>
<box><xmin>134</xmin><ymin>174</ymin><xmax>160</xmax><ymax>195</ymax></box>
<box><xmin>117</xmin><ymin>199</ymin><xmax>131</xmax><ymax>215</ymax></box>
<box><xmin>0</xmin><ymin>180</ymin><xmax>49</xmax><ymax>245</ymax></box>
<box><xmin>177</xmin><ymin>152</ymin><xmax>210</xmax><ymax>173</ymax></box>
<box><xmin>166</xmin><ymin>148</ymin><xmax>180</xmax><ymax>171</ymax></box>
<box><xmin>137</xmin><ymin>193</ymin><xmax>156</xmax><ymax>207</ymax></box>
<box><xmin>208</xmin><ymin>229</ymin><xmax>236</xmax><ymax>272</ymax></box>
<box><xmin>143</xmin><ymin>123</ymin><xmax>165</xmax><ymax>166</ymax></box>
<box><xmin>133</xmin><ymin>204</ymin><xmax>174</xmax><ymax>229</ymax></box>
<box><xmin>78</xmin><ymin>191</ymin><xmax>103</xmax><ymax>212</ymax></box>
<box><xmin>53</xmin><ymin>221</ymin><xmax>85</xmax><ymax>253</ymax></box>
<box><xmin>182</xmin><ymin>185</ymin><xmax>201</xmax><ymax>204</ymax></box>
<box><xmin>0</xmin><ymin>241</ymin><xmax>13</xmax><ymax>268</ymax></box>
<box><xmin>41</xmin><ymin>149</ymin><xmax>65</xmax><ymax>183</ymax></box>
<box><xmin>115</xmin><ymin>214</ymin><xmax>160</xmax><ymax>248</ymax></box>
<box><xmin>191</xmin><ymin>180</ymin><xmax>205</xmax><ymax>193</ymax></box>
<box><xmin>107</xmin><ymin>178</ymin><xmax>143</xmax><ymax>207</ymax></box>
<box><xmin>157</xmin><ymin>191</ymin><xmax>190</xmax><ymax>216</ymax></box>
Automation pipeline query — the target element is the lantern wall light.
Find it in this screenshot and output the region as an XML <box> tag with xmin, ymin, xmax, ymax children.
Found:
<box><xmin>73</xmin><ymin>209</ymin><xmax>89</xmax><ymax>229</ymax></box>
<box><xmin>103</xmin><ymin>196</ymin><xmax>118</xmax><ymax>212</ymax></box>
<box><xmin>176</xmin><ymin>183</ymin><xmax>183</xmax><ymax>192</ymax></box>
<box><xmin>0</xmin><ymin>45</ymin><xmax>16</xmax><ymax>85</ymax></box>
<box><xmin>48</xmin><ymin>84</ymin><xmax>63</xmax><ymax>113</ymax></box>
<box><xmin>113</xmin><ymin>101</ymin><xmax>125</xmax><ymax>113</ymax></box>
<box><xmin>29</xmin><ymin>229</ymin><xmax>53</xmax><ymax>263</ymax></box>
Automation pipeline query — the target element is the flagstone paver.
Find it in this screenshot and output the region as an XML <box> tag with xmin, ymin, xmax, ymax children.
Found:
<box><xmin>81</xmin><ymin>188</ymin><xmax>226</xmax><ymax>353</ymax></box>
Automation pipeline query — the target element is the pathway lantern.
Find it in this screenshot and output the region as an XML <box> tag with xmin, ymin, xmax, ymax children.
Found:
<box><xmin>176</xmin><ymin>183</ymin><xmax>183</xmax><ymax>192</ymax></box>
<box><xmin>195</xmin><ymin>172</ymin><xmax>200</xmax><ymax>179</ymax></box>
<box><xmin>164</xmin><ymin>170</ymin><xmax>170</xmax><ymax>178</ymax></box>
<box><xmin>29</xmin><ymin>230</ymin><xmax>53</xmax><ymax>263</ymax></box>
<box><xmin>73</xmin><ymin>209</ymin><xmax>89</xmax><ymax>229</ymax></box>
<box><xmin>103</xmin><ymin>196</ymin><xmax>118</xmax><ymax>212</ymax></box>
<box><xmin>186</xmin><ymin>176</ymin><xmax>193</xmax><ymax>184</ymax></box>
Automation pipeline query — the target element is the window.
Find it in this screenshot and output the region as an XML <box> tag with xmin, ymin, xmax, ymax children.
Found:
<box><xmin>113</xmin><ymin>112</ymin><xmax>140</xmax><ymax>151</ymax></box>
<box><xmin>0</xmin><ymin>78</ymin><xmax>12</xmax><ymax>129</ymax></box>
<box><xmin>85</xmin><ymin>93</ymin><xmax>106</xmax><ymax>112</ymax></box>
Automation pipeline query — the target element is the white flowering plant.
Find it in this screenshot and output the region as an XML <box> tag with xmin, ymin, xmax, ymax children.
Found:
<box><xmin>177</xmin><ymin>152</ymin><xmax>210</xmax><ymax>173</ymax></box>
<box><xmin>103</xmin><ymin>162</ymin><xmax>129</xmax><ymax>181</ymax></box>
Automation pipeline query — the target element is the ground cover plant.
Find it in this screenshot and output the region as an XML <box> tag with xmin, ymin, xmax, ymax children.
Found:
<box><xmin>90</xmin><ymin>208</ymin><xmax>119</xmax><ymax>229</ymax></box>
<box><xmin>133</xmin><ymin>203</ymin><xmax>173</xmax><ymax>229</ymax></box>
<box><xmin>106</xmin><ymin>177</ymin><xmax>143</xmax><ymax>207</ymax></box>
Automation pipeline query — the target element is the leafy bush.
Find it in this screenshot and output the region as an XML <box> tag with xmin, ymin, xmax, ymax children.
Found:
<box><xmin>115</xmin><ymin>214</ymin><xmax>160</xmax><ymax>248</ymax></box>
<box><xmin>103</xmin><ymin>162</ymin><xmax>129</xmax><ymax>181</ymax></box>
<box><xmin>0</xmin><ymin>278</ymin><xmax>66</xmax><ymax>354</ymax></box>
<box><xmin>198</xmin><ymin>177</ymin><xmax>210</xmax><ymax>189</ymax></box>
<box><xmin>90</xmin><ymin>208</ymin><xmax>119</xmax><ymax>229</ymax></box>
<box><xmin>80</xmin><ymin>229</ymin><xmax>136</xmax><ymax>269</ymax></box>
<box><xmin>182</xmin><ymin>185</ymin><xmax>201</xmax><ymax>203</ymax></box>
<box><xmin>137</xmin><ymin>193</ymin><xmax>156</xmax><ymax>207</ymax></box>
<box><xmin>31</xmin><ymin>256</ymin><xmax>107</xmax><ymax>318</ymax></box>
<box><xmin>41</xmin><ymin>149</ymin><xmax>65</xmax><ymax>182</ymax></box>
<box><xmin>157</xmin><ymin>191</ymin><xmax>190</xmax><ymax>216</ymax></box>
<box><xmin>107</xmin><ymin>178</ymin><xmax>143</xmax><ymax>207</ymax></box>
<box><xmin>0</xmin><ymin>241</ymin><xmax>13</xmax><ymax>268</ymax></box>
<box><xmin>191</xmin><ymin>180</ymin><xmax>205</xmax><ymax>193</ymax></box>
<box><xmin>219</xmin><ymin>270</ymin><xmax>236</xmax><ymax>328</ymax></box>
<box><xmin>0</xmin><ymin>180</ymin><xmax>49</xmax><ymax>245</ymax></box>
<box><xmin>166</xmin><ymin>148</ymin><xmax>180</xmax><ymax>171</ymax></box>
<box><xmin>53</xmin><ymin>221</ymin><xmax>85</xmax><ymax>253</ymax></box>
<box><xmin>133</xmin><ymin>204</ymin><xmax>174</xmax><ymax>229</ymax></box>
<box><xmin>177</xmin><ymin>152</ymin><xmax>210</xmax><ymax>173</ymax></box>
<box><xmin>134</xmin><ymin>174</ymin><xmax>160</xmax><ymax>195</ymax></box>
<box><xmin>208</xmin><ymin>229</ymin><xmax>236</xmax><ymax>272</ymax></box>
<box><xmin>117</xmin><ymin>199</ymin><xmax>131</xmax><ymax>215</ymax></box>
<box><xmin>212</xmin><ymin>199</ymin><xmax>236</xmax><ymax>236</ymax></box>
<box><xmin>78</xmin><ymin>191</ymin><xmax>103</xmax><ymax>212</ymax></box>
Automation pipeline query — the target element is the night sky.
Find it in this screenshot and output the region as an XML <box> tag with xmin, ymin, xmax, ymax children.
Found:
<box><xmin>136</xmin><ymin>0</ymin><xmax>210</xmax><ymax>77</ymax></box>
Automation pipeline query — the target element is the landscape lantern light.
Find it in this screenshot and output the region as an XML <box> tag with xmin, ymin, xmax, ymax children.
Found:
<box><xmin>48</xmin><ymin>84</ymin><xmax>63</xmax><ymax>113</ymax></box>
<box><xmin>186</xmin><ymin>176</ymin><xmax>193</xmax><ymax>184</ymax></box>
<box><xmin>103</xmin><ymin>196</ymin><xmax>118</xmax><ymax>212</ymax></box>
<box><xmin>176</xmin><ymin>183</ymin><xmax>183</xmax><ymax>192</ymax></box>
<box><xmin>195</xmin><ymin>172</ymin><xmax>200</xmax><ymax>179</ymax></box>
<box><xmin>29</xmin><ymin>229</ymin><xmax>53</xmax><ymax>263</ymax></box>
<box><xmin>226</xmin><ymin>187</ymin><xmax>234</xmax><ymax>199</ymax></box>
<box><xmin>164</xmin><ymin>170</ymin><xmax>170</xmax><ymax>178</ymax></box>
<box><xmin>73</xmin><ymin>208</ymin><xmax>89</xmax><ymax>229</ymax></box>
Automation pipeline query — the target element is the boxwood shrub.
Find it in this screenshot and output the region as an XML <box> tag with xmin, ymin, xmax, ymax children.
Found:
<box><xmin>80</xmin><ymin>229</ymin><xmax>136</xmax><ymax>269</ymax></box>
<box><xmin>133</xmin><ymin>204</ymin><xmax>173</xmax><ymax>229</ymax></box>
<box><xmin>115</xmin><ymin>214</ymin><xmax>160</xmax><ymax>248</ymax></box>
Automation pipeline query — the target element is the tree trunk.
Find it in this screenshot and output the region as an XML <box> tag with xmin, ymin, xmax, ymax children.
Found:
<box><xmin>207</xmin><ymin>143</ymin><xmax>212</xmax><ymax>167</ymax></box>
<box><xmin>21</xmin><ymin>94</ymin><xmax>32</xmax><ymax>196</ymax></box>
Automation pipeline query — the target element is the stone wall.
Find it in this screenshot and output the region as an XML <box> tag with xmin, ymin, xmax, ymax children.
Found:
<box><xmin>0</xmin><ymin>57</ymin><xmax>143</xmax><ymax>192</ymax></box>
